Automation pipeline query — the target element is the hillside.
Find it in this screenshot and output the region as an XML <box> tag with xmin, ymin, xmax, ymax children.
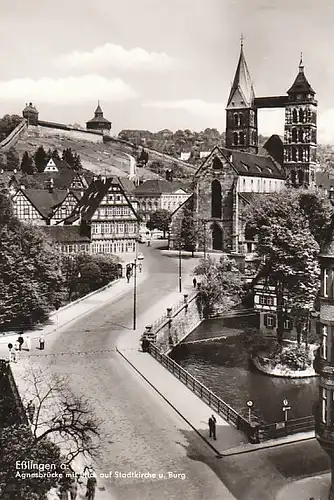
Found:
<box><xmin>14</xmin><ymin>127</ymin><xmax>160</xmax><ymax>180</ymax></box>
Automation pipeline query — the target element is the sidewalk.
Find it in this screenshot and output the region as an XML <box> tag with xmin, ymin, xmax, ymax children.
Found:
<box><xmin>274</xmin><ymin>473</ymin><xmax>331</xmax><ymax>500</ymax></box>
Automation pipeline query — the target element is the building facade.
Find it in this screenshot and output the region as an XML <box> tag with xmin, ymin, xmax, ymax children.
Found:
<box><xmin>66</xmin><ymin>176</ymin><xmax>139</xmax><ymax>256</ymax></box>
<box><xmin>315</xmin><ymin>234</ymin><xmax>334</xmax><ymax>498</ymax></box>
<box><xmin>12</xmin><ymin>187</ymin><xmax>81</xmax><ymax>225</ymax></box>
<box><xmin>173</xmin><ymin>145</ymin><xmax>285</xmax><ymax>254</ymax></box>
<box><xmin>133</xmin><ymin>179</ymin><xmax>190</xmax><ymax>217</ymax></box>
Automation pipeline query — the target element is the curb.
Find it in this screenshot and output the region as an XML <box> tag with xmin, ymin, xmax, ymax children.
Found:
<box><xmin>115</xmin><ymin>345</ymin><xmax>221</xmax><ymax>457</ymax></box>
<box><xmin>219</xmin><ymin>434</ymin><xmax>315</xmax><ymax>456</ymax></box>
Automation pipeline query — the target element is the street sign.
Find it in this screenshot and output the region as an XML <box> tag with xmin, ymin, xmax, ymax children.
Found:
<box><xmin>246</xmin><ymin>400</ymin><xmax>254</xmax><ymax>407</ymax></box>
<box><xmin>282</xmin><ymin>406</ymin><xmax>291</xmax><ymax>411</ymax></box>
<box><xmin>283</xmin><ymin>398</ymin><xmax>289</xmax><ymax>406</ymax></box>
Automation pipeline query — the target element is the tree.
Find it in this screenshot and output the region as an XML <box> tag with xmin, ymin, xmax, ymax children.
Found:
<box><xmin>52</xmin><ymin>148</ymin><xmax>60</xmax><ymax>160</ymax></box>
<box><xmin>0</xmin><ymin>151</ymin><xmax>6</xmax><ymax>170</ymax></box>
<box><xmin>146</xmin><ymin>209</ymin><xmax>171</xmax><ymax>237</ymax></box>
<box><xmin>23</xmin><ymin>365</ymin><xmax>100</xmax><ymax>465</ymax></box>
<box><xmin>0</xmin><ymin>190</ymin><xmax>63</xmax><ymax>328</ymax></box>
<box><xmin>20</xmin><ymin>151</ymin><xmax>34</xmax><ymax>174</ymax></box>
<box><xmin>34</xmin><ymin>146</ymin><xmax>47</xmax><ymax>173</ymax></box>
<box><xmin>245</xmin><ymin>189</ymin><xmax>332</xmax><ymax>344</ymax></box>
<box><xmin>5</xmin><ymin>146</ymin><xmax>20</xmax><ymax>171</ymax></box>
<box><xmin>174</xmin><ymin>212</ymin><xmax>202</xmax><ymax>256</ymax></box>
<box><xmin>193</xmin><ymin>255</ymin><xmax>244</xmax><ymax>318</ymax></box>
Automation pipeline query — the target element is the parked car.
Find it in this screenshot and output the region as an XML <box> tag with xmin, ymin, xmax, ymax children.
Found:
<box><xmin>137</xmin><ymin>253</ymin><xmax>144</xmax><ymax>260</ymax></box>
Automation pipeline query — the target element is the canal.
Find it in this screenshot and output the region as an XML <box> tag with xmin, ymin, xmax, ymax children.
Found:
<box><xmin>169</xmin><ymin>315</ymin><xmax>318</xmax><ymax>424</ymax></box>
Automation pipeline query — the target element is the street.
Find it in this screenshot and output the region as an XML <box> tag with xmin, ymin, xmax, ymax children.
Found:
<box><xmin>32</xmin><ymin>243</ymin><xmax>330</xmax><ymax>500</ymax></box>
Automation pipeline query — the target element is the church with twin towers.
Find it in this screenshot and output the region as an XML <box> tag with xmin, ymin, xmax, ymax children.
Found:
<box><xmin>171</xmin><ymin>39</ymin><xmax>318</xmax><ymax>255</ymax></box>
<box><xmin>225</xmin><ymin>37</ymin><xmax>317</xmax><ymax>188</ymax></box>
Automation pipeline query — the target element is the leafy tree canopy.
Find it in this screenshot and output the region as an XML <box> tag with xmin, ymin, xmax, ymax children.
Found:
<box><xmin>146</xmin><ymin>209</ymin><xmax>171</xmax><ymax>235</ymax></box>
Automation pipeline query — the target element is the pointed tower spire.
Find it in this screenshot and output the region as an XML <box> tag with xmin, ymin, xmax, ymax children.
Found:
<box><xmin>226</xmin><ymin>39</ymin><xmax>255</xmax><ymax>109</ymax></box>
<box><xmin>225</xmin><ymin>39</ymin><xmax>258</xmax><ymax>154</ymax></box>
<box><xmin>299</xmin><ymin>52</ymin><xmax>304</xmax><ymax>72</ymax></box>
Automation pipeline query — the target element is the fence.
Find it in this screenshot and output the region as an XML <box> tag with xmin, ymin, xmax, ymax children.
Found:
<box><xmin>148</xmin><ymin>343</ymin><xmax>315</xmax><ymax>443</ymax></box>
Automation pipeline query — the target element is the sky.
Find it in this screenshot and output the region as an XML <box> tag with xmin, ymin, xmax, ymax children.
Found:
<box><xmin>1</xmin><ymin>0</ymin><xmax>334</xmax><ymax>143</ymax></box>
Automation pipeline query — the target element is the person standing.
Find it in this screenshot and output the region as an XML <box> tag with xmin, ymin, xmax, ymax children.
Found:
<box><xmin>18</xmin><ymin>334</ymin><xmax>24</xmax><ymax>351</ymax></box>
<box><xmin>39</xmin><ymin>334</ymin><xmax>45</xmax><ymax>350</ymax></box>
<box><xmin>14</xmin><ymin>340</ymin><xmax>20</xmax><ymax>361</ymax></box>
<box><xmin>69</xmin><ymin>480</ymin><xmax>78</xmax><ymax>500</ymax></box>
<box><xmin>7</xmin><ymin>343</ymin><xmax>13</xmax><ymax>362</ymax></box>
<box><xmin>208</xmin><ymin>414</ymin><xmax>217</xmax><ymax>440</ymax></box>
<box><xmin>86</xmin><ymin>476</ymin><xmax>97</xmax><ymax>500</ymax></box>
<box><xmin>193</xmin><ymin>277</ymin><xmax>197</xmax><ymax>288</ymax></box>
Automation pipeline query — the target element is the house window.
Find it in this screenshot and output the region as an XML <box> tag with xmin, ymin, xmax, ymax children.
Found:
<box><xmin>107</xmin><ymin>207</ymin><xmax>113</xmax><ymax>216</ymax></box>
<box><xmin>264</xmin><ymin>314</ymin><xmax>276</xmax><ymax>328</ymax></box>
<box><xmin>211</xmin><ymin>180</ymin><xmax>222</xmax><ymax>218</ymax></box>
<box><xmin>322</xmin><ymin>388</ymin><xmax>328</xmax><ymax>424</ymax></box>
<box><xmin>321</xmin><ymin>325</ymin><xmax>328</xmax><ymax>360</ymax></box>
<box><xmin>259</xmin><ymin>296</ymin><xmax>274</xmax><ymax>306</ymax></box>
<box><xmin>23</xmin><ymin>207</ymin><xmax>29</xmax><ymax>216</ymax></box>
<box><xmin>283</xmin><ymin>319</ymin><xmax>292</xmax><ymax>330</ymax></box>
<box><xmin>115</xmin><ymin>207</ymin><xmax>121</xmax><ymax>215</ymax></box>
<box><xmin>118</xmin><ymin>223</ymin><xmax>124</xmax><ymax>233</ymax></box>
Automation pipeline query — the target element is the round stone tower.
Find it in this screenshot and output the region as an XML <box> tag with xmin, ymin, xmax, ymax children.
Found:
<box><xmin>22</xmin><ymin>102</ymin><xmax>39</xmax><ymax>126</ymax></box>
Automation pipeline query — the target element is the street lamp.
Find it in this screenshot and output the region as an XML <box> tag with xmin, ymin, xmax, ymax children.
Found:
<box><xmin>203</xmin><ymin>220</ymin><xmax>207</xmax><ymax>260</ymax></box>
<box><xmin>246</xmin><ymin>400</ymin><xmax>253</xmax><ymax>422</ymax></box>
<box><xmin>133</xmin><ymin>245</ymin><xmax>138</xmax><ymax>330</ymax></box>
<box><xmin>282</xmin><ymin>398</ymin><xmax>291</xmax><ymax>423</ymax></box>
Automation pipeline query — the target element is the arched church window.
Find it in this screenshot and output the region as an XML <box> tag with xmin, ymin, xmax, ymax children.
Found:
<box><xmin>292</xmin><ymin>147</ymin><xmax>297</xmax><ymax>162</ymax></box>
<box><xmin>239</xmin><ymin>132</ymin><xmax>245</xmax><ymax>146</ymax></box>
<box><xmin>213</xmin><ymin>157</ymin><xmax>223</xmax><ymax>170</ymax></box>
<box><xmin>292</xmin><ymin>128</ymin><xmax>297</xmax><ymax>142</ymax></box>
<box><xmin>292</xmin><ymin>109</ymin><xmax>298</xmax><ymax>123</ymax></box>
<box><xmin>211</xmin><ymin>180</ymin><xmax>222</xmax><ymax>218</ymax></box>
<box><xmin>299</xmin><ymin>147</ymin><xmax>303</xmax><ymax>161</ymax></box>
<box><xmin>298</xmin><ymin>129</ymin><xmax>303</xmax><ymax>143</ymax></box>
<box><xmin>234</xmin><ymin>113</ymin><xmax>239</xmax><ymax>127</ymax></box>
<box><xmin>299</xmin><ymin>109</ymin><xmax>304</xmax><ymax>123</ymax></box>
<box><xmin>297</xmin><ymin>169</ymin><xmax>304</xmax><ymax>186</ymax></box>
<box><xmin>233</xmin><ymin>132</ymin><xmax>238</xmax><ymax>145</ymax></box>
<box><xmin>238</xmin><ymin>113</ymin><xmax>244</xmax><ymax>126</ymax></box>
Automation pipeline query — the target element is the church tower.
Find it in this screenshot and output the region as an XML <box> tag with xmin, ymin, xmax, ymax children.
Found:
<box><xmin>225</xmin><ymin>39</ymin><xmax>258</xmax><ymax>154</ymax></box>
<box><xmin>284</xmin><ymin>55</ymin><xmax>317</xmax><ymax>188</ymax></box>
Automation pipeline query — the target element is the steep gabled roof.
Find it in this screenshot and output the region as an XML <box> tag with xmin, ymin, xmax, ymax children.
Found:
<box><xmin>67</xmin><ymin>176</ymin><xmax>139</xmax><ymax>223</ymax></box>
<box><xmin>227</xmin><ymin>43</ymin><xmax>255</xmax><ymax>109</ymax></box>
<box><xmin>194</xmin><ymin>145</ymin><xmax>285</xmax><ymax>180</ymax></box>
<box><xmin>287</xmin><ymin>57</ymin><xmax>315</xmax><ymax>95</ymax></box>
<box><xmin>19</xmin><ymin>189</ymin><xmax>71</xmax><ymax>218</ymax></box>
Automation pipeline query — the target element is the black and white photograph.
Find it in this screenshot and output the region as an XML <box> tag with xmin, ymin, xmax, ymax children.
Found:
<box><xmin>1</xmin><ymin>0</ymin><xmax>334</xmax><ymax>499</ymax></box>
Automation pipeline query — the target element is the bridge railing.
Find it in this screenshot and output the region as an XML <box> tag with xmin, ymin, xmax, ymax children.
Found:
<box><xmin>148</xmin><ymin>343</ymin><xmax>257</xmax><ymax>441</ymax></box>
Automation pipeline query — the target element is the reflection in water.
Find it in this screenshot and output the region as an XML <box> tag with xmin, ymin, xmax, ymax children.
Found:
<box><xmin>170</xmin><ymin>316</ymin><xmax>319</xmax><ymax>424</ymax></box>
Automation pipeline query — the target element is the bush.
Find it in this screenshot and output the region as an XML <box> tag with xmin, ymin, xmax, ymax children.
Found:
<box><xmin>276</xmin><ymin>346</ymin><xmax>311</xmax><ymax>371</ymax></box>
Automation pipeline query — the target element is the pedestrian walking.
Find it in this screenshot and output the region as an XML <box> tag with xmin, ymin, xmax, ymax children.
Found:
<box><xmin>208</xmin><ymin>414</ymin><xmax>217</xmax><ymax>440</ymax></box>
<box><xmin>86</xmin><ymin>476</ymin><xmax>97</xmax><ymax>500</ymax></box>
<box><xmin>39</xmin><ymin>333</ymin><xmax>45</xmax><ymax>350</ymax></box>
<box><xmin>27</xmin><ymin>400</ymin><xmax>35</xmax><ymax>423</ymax></box>
<box><xmin>18</xmin><ymin>333</ymin><xmax>24</xmax><ymax>351</ymax></box>
<box><xmin>139</xmin><ymin>263</ymin><xmax>142</xmax><ymax>273</ymax></box>
<box><xmin>69</xmin><ymin>480</ymin><xmax>78</xmax><ymax>500</ymax></box>
<box><xmin>193</xmin><ymin>277</ymin><xmax>197</xmax><ymax>288</ymax></box>
<box><xmin>14</xmin><ymin>340</ymin><xmax>20</xmax><ymax>361</ymax></box>
<box><xmin>7</xmin><ymin>343</ymin><xmax>13</xmax><ymax>362</ymax></box>
<box><xmin>25</xmin><ymin>335</ymin><xmax>31</xmax><ymax>351</ymax></box>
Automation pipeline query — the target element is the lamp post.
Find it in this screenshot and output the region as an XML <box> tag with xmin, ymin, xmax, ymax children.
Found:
<box><xmin>178</xmin><ymin>243</ymin><xmax>182</xmax><ymax>293</ymax></box>
<box><xmin>133</xmin><ymin>246</ymin><xmax>138</xmax><ymax>330</ymax></box>
<box><xmin>203</xmin><ymin>220</ymin><xmax>207</xmax><ymax>260</ymax></box>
